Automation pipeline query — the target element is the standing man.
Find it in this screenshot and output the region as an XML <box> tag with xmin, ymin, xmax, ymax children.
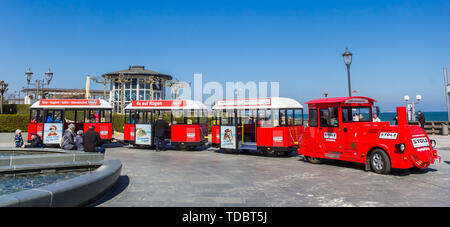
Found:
<box><xmin>417</xmin><ymin>111</ymin><xmax>426</xmax><ymax>129</ymax></box>
<box><xmin>154</xmin><ymin>115</ymin><xmax>169</xmax><ymax>152</ymax></box>
<box><xmin>83</xmin><ymin>125</ymin><xmax>105</xmax><ymax>153</ymax></box>
<box><xmin>83</xmin><ymin>125</ymin><xmax>105</xmax><ymax>154</ymax></box>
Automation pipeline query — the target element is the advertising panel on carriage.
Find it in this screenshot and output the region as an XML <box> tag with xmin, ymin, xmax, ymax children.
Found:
<box><xmin>43</xmin><ymin>123</ymin><xmax>63</xmax><ymax>144</ymax></box>
<box><xmin>220</xmin><ymin>126</ymin><xmax>237</xmax><ymax>149</ymax></box>
<box><xmin>135</xmin><ymin>124</ymin><xmax>152</xmax><ymax>145</ymax></box>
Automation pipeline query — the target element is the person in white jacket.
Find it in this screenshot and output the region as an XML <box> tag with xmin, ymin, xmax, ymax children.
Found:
<box><xmin>373</xmin><ymin>114</ymin><xmax>381</xmax><ymax>122</ymax></box>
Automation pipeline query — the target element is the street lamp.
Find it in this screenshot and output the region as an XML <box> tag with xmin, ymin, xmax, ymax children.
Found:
<box><xmin>25</xmin><ymin>68</ymin><xmax>53</xmax><ymax>100</ymax></box>
<box><xmin>342</xmin><ymin>48</ymin><xmax>353</xmax><ymax>97</ymax></box>
<box><xmin>0</xmin><ymin>80</ymin><xmax>9</xmax><ymax>114</ymax></box>
<box><xmin>404</xmin><ymin>94</ymin><xmax>422</xmax><ymax>121</ymax></box>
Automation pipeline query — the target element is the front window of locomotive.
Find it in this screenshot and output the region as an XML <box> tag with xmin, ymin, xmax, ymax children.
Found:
<box><xmin>342</xmin><ymin>106</ymin><xmax>372</xmax><ymax>123</ymax></box>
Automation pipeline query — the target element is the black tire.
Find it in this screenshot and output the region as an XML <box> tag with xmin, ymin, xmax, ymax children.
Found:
<box><xmin>370</xmin><ymin>149</ymin><xmax>391</xmax><ymax>174</ymax></box>
<box><xmin>177</xmin><ymin>144</ymin><xmax>186</xmax><ymax>150</ymax></box>
<box><xmin>262</xmin><ymin>148</ymin><xmax>278</xmax><ymax>157</ymax></box>
<box><xmin>305</xmin><ymin>156</ymin><xmax>323</xmax><ymax>164</ymax></box>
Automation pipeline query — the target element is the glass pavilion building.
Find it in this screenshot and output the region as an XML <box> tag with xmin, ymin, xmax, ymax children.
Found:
<box><xmin>102</xmin><ymin>66</ymin><xmax>173</xmax><ymax>113</ymax></box>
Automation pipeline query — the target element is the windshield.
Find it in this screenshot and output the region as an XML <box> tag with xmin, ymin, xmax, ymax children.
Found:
<box><xmin>342</xmin><ymin>106</ymin><xmax>372</xmax><ymax>123</ymax></box>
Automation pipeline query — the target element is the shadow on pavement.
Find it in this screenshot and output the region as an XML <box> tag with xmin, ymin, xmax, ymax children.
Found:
<box><xmin>88</xmin><ymin>175</ymin><xmax>130</xmax><ymax>207</ymax></box>
<box><xmin>298</xmin><ymin>157</ymin><xmax>439</xmax><ymax>176</ymax></box>
<box><xmin>214</xmin><ymin>149</ymin><xmax>297</xmax><ymax>158</ymax></box>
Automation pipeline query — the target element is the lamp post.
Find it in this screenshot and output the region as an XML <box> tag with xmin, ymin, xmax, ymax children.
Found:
<box><xmin>404</xmin><ymin>95</ymin><xmax>422</xmax><ymax>121</ymax></box>
<box><xmin>342</xmin><ymin>48</ymin><xmax>353</xmax><ymax>97</ymax></box>
<box><xmin>90</xmin><ymin>76</ymin><xmax>109</xmax><ymax>100</ymax></box>
<box><xmin>25</xmin><ymin>68</ymin><xmax>53</xmax><ymax>100</ymax></box>
<box><xmin>0</xmin><ymin>80</ymin><xmax>8</xmax><ymax>114</ymax></box>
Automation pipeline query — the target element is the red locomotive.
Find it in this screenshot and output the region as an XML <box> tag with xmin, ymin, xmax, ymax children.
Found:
<box><xmin>299</xmin><ymin>96</ymin><xmax>440</xmax><ymax>174</ymax></box>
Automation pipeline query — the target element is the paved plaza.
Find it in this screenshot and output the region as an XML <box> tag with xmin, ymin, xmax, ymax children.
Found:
<box><xmin>94</xmin><ymin>135</ymin><xmax>450</xmax><ymax>207</ymax></box>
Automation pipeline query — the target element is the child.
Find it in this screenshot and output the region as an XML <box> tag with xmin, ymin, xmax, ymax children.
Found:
<box><xmin>75</xmin><ymin>130</ymin><xmax>84</xmax><ymax>151</ymax></box>
<box><xmin>15</xmin><ymin>129</ymin><xmax>25</xmax><ymax>148</ymax></box>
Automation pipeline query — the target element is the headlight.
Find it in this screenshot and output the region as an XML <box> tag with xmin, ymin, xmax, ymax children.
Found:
<box><xmin>431</xmin><ymin>140</ymin><xmax>436</xmax><ymax>148</ymax></box>
<box><xmin>395</xmin><ymin>143</ymin><xmax>406</xmax><ymax>153</ymax></box>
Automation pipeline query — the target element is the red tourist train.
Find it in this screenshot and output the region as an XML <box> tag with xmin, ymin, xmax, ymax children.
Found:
<box><xmin>299</xmin><ymin>96</ymin><xmax>440</xmax><ymax>174</ymax></box>
<box><xmin>28</xmin><ymin>99</ymin><xmax>113</xmax><ymax>145</ymax></box>
<box><xmin>211</xmin><ymin>97</ymin><xmax>304</xmax><ymax>156</ymax></box>
<box><xmin>123</xmin><ymin>99</ymin><xmax>209</xmax><ymax>150</ymax></box>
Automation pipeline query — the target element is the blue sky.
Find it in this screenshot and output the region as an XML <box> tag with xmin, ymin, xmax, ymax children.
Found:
<box><xmin>0</xmin><ymin>0</ymin><xmax>449</xmax><ymax>111</ymax></box>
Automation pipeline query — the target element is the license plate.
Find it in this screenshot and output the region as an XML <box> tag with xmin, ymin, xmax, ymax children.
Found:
<box><xmin>433</xmin><ymin>158</ymin><xmax>440</xmax><ymax>164</ymax></box>
<box><xmin>411</xmin><ymin>137</ymin><xmax>429</xmax><ymax>148</ymax></box>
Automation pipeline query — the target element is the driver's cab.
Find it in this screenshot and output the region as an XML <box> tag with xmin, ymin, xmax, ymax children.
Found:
<box><xmin>302</xmin><ymin>97</ymin><xmax>380</xmax><ymax>160</ymax></box>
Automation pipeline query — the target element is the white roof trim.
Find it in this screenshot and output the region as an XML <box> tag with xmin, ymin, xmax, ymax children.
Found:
<box><xmin>30</xmin><ymin>99</ymin><xmax>113</xmax><ymax>109</ymax></box>
<box><xmin>212</xmin><ymin>97</ymin><xmax>303</xmax><ymax>110</ymax></box>
<box><xmin>124</xmin><ymin>99</ymin><xmax>208</xmax><ymax>110</ymax></box>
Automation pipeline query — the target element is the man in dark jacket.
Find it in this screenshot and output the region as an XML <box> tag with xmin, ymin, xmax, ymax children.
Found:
<box><xmin>83</xmin><ymin>125</ymin><xmax>105</xmax><ymax>153</ymax></box>
<box><xmin>154</xmin><ymin>115</ymin><xmax>169</xmax><ymax>151</ymax></box>
<box><xmin>417</xmin><ymin>111</ymin><xmax>426</xmax><ymax>129</ymax></box>
<box><xmin>28</xmin><ymin>133</ymin><xmax>44</xmax><ymax>148</ymax></box>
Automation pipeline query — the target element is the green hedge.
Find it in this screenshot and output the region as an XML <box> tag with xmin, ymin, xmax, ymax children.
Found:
<box><xmin>0</xmin><ymin>114</ymin><xmax>30</xmax><ymax>132</ymax></box>
<box><xmin>1</xmin><ymin>104</ymin><xmax>31</xmax><ymax>114</ymax></box>
<box><xmin>112</xmin><ymin>113</ymin><xmax>124</xmax><ymax>133</ymax></box>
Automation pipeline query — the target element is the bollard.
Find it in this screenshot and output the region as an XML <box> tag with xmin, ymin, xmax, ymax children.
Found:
<box><xmin>442</xmin><ymin>123</ymin><xmax>449</xmax><ymax>136</ymax></box>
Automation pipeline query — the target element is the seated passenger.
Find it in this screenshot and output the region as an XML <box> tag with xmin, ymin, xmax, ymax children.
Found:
<box><xmin>46</xmin><ymin>113</ymin><xmax>53</xmax><ymax>123</ymax></box>
<box><xmin>352</xmin><ymin>113</ymin><xmax>359</xmax><ymax>122</ymax></box>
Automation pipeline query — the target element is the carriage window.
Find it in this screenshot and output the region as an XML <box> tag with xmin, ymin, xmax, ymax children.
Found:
<box><xmin>199</xmin><ymin>110</ymin><xmax>208</xmax><ymax>124</ymax></box>
<box><xmin>185</xmin><ymin>110</ymin><xmax>198</xmax><ymax>125</ymax></box>
<box><xmin>294</xmin><ymin>109</ymin><xmax>303</xmax><ymax>126</ymax></box>
<box><xmin>342</xmin><ymin>107</ymin><xmax>372</xmax><ymax>123</ymax></box>
<box><xmin>309</xmin><ymin>109</ymin><xmax>318</xmax><ymax>127</ymax></box>
<box><xmin>279</xmin><ymin>109</ymin><xmax>287</xmax><ymax>126</ymax></box>
<box><xmin>30</xmin><ymin>109</ymin><xmax>44</xmax><ymax>123</ymax></box>
<box><xmin>172</xmin><ymin>110</ymin><xmax>184</xmax><ymax>124</ymax></box>
<box><xmin>319</xmin><ymin>107</ymin><xmax>338</xmax><ymax>127</ymax></box>
<box><xmin>65</xmin><ymin>110</ymin><xmax>77</xmax><ymax>123</ymax></box>
<box><xmin>103</xmin><ymin>110</ymin><xmax>112</xmax><ymax>123</ymax></box>
<box><xmin>86</xmin><ymin>110</ymin><xmax>101</xmax><ymax>123</ymax></box>
<box><xmin>221</xmin><ymin>110</ymin><xmax>235</xmax><ymax>126</ymax></box>
<box><xmin>127</xmin><ymin>110</ymin><xmax>136</xmax><ymax>124</ymax></box>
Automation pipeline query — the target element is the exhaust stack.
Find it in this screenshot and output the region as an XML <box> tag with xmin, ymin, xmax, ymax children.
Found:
<box><xmin>397</xmin><ymin>106</ymin><xmax>408</xmax><ymax>126</ymax></box>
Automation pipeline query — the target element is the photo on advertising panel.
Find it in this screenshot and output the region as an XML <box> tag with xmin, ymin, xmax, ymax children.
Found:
<box><xmin>135</xmin><ymin>124</ymin><xmax>152</xmax><ymax>145</ymax></box>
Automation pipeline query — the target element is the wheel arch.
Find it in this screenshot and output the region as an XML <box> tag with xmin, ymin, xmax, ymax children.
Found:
<box><xmin>365</xmin><ymin>145</ymin><xmax>391</xmax><ymax>171</ymax></box>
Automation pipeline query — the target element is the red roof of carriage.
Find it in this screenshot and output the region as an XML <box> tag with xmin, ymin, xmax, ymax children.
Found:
<box><xmin>305</xmin><ymin>96</ymin><xmax>376</xmax><ymax>105</ymax></box>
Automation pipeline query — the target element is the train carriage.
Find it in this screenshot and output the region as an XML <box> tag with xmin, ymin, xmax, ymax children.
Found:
<box><xmin>28</xmin><ymin>99</ymin><xmax>113</xmax><ymax>145</ymax></box>
<box><xmin>123</xmin><ymin>99</ymin><xmax>209</xmax><ymax>150</ymax></box>
<box><xmin>212</xmin><ymin>97</ymin><xmax>304</xmax><ymax>156</ymax></box>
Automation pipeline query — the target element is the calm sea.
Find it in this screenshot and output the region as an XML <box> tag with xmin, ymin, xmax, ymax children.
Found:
<box><xmin>302</xmin><ymin>112</ymin><xmax>449</xmax><ymax>124</ymax></box>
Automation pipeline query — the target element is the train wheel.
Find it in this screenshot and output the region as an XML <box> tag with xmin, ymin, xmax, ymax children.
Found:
<box><xmin>370</xmin><ymin>149</ymin><xmax>391</xmax><ymax>174</ymax></box>
<box><xmin>263</xmin><ymin>149</ymin><xmax>279</xmax><ymax>157</ymax></box>
<box><xmin>306</xmin><ymin>156</ymin><xmax>323</xmax><ymax>164</ymax></box>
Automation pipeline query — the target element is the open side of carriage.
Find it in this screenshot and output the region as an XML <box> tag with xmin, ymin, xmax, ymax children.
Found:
<box><xmin>28</xmin><ymin>99</ymin><xmax>113</xmax><ymax>146</ymax></box>
<box><xmin>212</xmin><ymin>97</ymin><xmax>304</xmax><ymax>156</ymax></box>
<box><xmin>123</xmin><ymin>100</ymin><xmax>208</xmax><ymax>150</ymax></box>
